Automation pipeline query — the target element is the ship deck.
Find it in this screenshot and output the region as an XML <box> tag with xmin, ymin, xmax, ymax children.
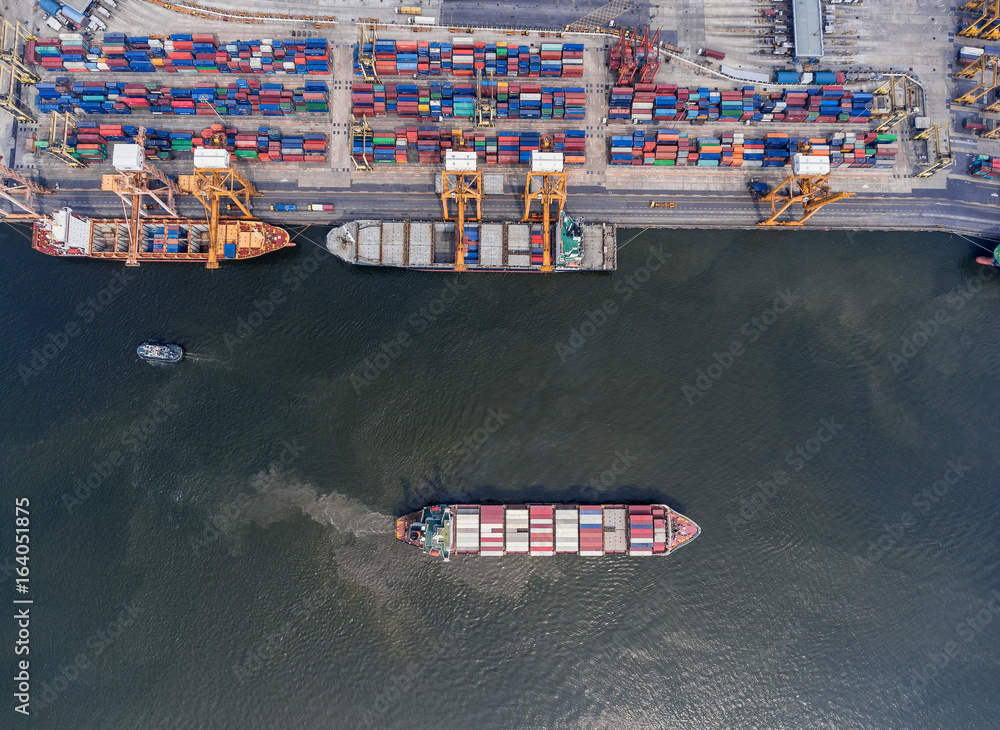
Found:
<box><xmin>399</xmin><ymin>504</ymin><xmax>699</xmax><ymax>557</ymax></box>
<box><xmin>328</xmin><ymin>220</ymin><xmax>616</xmax><ymax>272</ymax></box>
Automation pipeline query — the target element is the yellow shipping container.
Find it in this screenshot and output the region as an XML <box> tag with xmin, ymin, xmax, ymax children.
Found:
<box><xmin>399</xmin><ymin>6</ymin><xmax>422</xmax><ymax>14</ymax></box>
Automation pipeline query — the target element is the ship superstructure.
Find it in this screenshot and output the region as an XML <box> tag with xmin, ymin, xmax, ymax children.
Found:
<box><xmin>395</xmin><ymin>503</ymin><xmax>699</xmax><ymax>559</ymax></box>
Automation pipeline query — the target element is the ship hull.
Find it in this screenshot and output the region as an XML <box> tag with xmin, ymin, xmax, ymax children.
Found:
<box><xmin>396</xmin><ymin>503</ymin><xmax>699</xmax><ymax>559</ymax></box>
<box><xmin>32</xmin><ymin>214</ymin><xmax>293</xmax><ymax>262</ymax></box>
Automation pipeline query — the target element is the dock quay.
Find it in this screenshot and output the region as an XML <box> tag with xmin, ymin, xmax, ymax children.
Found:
<box><xmin>2</xmin><ymin>0</ymin><xmax>1000</xmax><ymax>269</ymax></box>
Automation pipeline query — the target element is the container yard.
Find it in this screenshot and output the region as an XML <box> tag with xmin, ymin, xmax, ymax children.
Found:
<box><xmin>0</xmin><ymin>0</ymin><xmax>998</xmax><ymax>269</ymax></box>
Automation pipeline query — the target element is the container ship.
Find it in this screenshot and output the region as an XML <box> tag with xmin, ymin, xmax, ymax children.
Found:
<box><xmin>327</xmin><ymin>215</ymin><xmax>616</xmax><ymax>272</ymax></box>
<box><xmin>32</xmin><ymin>207</ymin><xmax>293</xmax><ymax>262</ymax></box>
<box><xmin>395</xmin><ymin>503</ymin><xmax>699</xmax><ymax>559</ymax></box>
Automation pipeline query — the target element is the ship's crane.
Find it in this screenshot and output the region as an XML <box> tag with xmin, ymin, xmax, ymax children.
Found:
<box><xmin>178</xmin><ymin>149</ymin><xmax>257</xmax><ymax>269</ymax></box>
<box><xmin>474</xmin><ymin>68</ymin><xmax>496</xmax><ymax>128</ymax></box>
<box><xmin>440</xmin><ymin>146</ymin><xmax>483</xmax><ymax>272</ymax></box>
<box><xmin>356</xmin><ymin>20</ymin><xmax>380</xmax><ymax>83</ymax></box>
<box><xmin>757</xmin><ymin>172</ymin><xmax>854</xmax><ymax>226</ymax></box>
<box><xmin>44</xmin><ymin>112</ymin><xmax>86</xmax><ymax>168</ymax></box>
<box><xmin>522</xmin><ymin>143</ymin><xmax>567</xmax><ymax>272</ymax></box>
<box><xmin>0</xmin><ymin>154</ymin><xmax>44</xmax><ymax>218</ymax></box>
<box><xmin>102</xmin><ymin>130</ymin><xmax>181</xmax><ymax>266</ymax></box>
<box><xmin>0</xmin><ymin>17</ymin><xmax>37</xmax><ymax>123</ymax></box>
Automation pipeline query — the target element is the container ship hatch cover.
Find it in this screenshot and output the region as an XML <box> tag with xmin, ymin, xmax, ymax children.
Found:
<box><xmin>31</xmin><ymin>208</ymin><xmax>293</xmax><ymax>262</ymax></box>
<box><xmin>395</xmin><ymin>504</ymin><xmax>699</xmax><ymax>559</ymax></box>
<box><xmin>326</xmin><ymin>218</ymin><xmax>617</xmax><ymax>272</ymax></box>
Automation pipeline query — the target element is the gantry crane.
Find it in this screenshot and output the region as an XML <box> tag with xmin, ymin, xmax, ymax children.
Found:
<box><xmin>959</xmin><ymin>0</ymin><xmax>1000</xmax><ymax>37</ymax></box>
<box><xmin>914</xmin><ymin>123</ymin><xmax>954</xmax><ymax>178</ymax></box>
<box><xmin>0</xmin><ymin>154</ymin><xmax>44</xmax><ymax>218</ymax></box>
<box><xmin>609</xmin><ymin>26</ymin><xmax>661</xmax><ymax>87</ymax></box>
<box><xmin>0</xmin><ymin>17</ymin><xmax>37</xmax><ymax>123</ymax></box>
<box><xmin>871</xmin><ymin>74</ymin><xmax>918</xmax><ymax>133</ymax></box>
<box><xmin>44</xmin><ymin>112</ymin><xmax>86</xmax><ymax>168</ymax></box>
<box><xmin>757</xmin><ymin>173</ymin><xmax>854</xmax><ymax>226</ymax></box>
<box><xmin>953</xmin><ymin>54</ymin><xmax>1000</xmax><ymax>106</ymax></box>
<box><xmin>440</xmin><ymin>147</ymin><xmax>483</xmax><ymax>272</ymax></box>
<box><xmin>522</xmin><ymin>144</ymin><xmax>567</xmax><ymax>272</ymax></box>
<box><xmin>102</xmin><ymin>130</ymin><xmax>181</xmax><ymax>266</ymax></box>
<box><xmin>350</xmin><ymin>114</ymin><xmax>373</xmax><ymax>171</ymax></box>
<box><xmin>474</xmin><ymin>68</ymin><xmax>496</xmax><ymax>128</ymax></box>
<box><xmin>356</xmin><ymin>20</ymin><xmax>380</xmax><ymax>83</ymax></box>
<box><xmin>178</xmin><ymin>151</ymin><xmax>257</xmax><ymax>269</ymax></box>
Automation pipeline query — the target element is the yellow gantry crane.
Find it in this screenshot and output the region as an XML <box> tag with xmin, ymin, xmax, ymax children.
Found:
<box><xmin>178</xmin><ymin>150</ymin><xmax>257</xmax><ymax>269</ymax></box>
<box><xmin>914</xmin><ymin>123</ymin><xmax>954</xmax><ymax>178</ymax></box>
<box><xmin>522</xmin><ymin>144</ymin><xmax>567</xmax><ymax>272</ymax></box>
<box><xmin>959</xmin><ymin>0</ymin><xmax>1000</xmax><ymax>38</ymax></box>
<box><xmin>350</xmin><ymin>114</ymin><xmax>373</xmax><ymax>171</ymax></box>
<box><xmin>44</xmin><ymin>112</ymin><xmax>86</xmax><ymax>168</ymax></box>
<box><xmin>0</xmin><ymin>154</ymin><xmax>45</xmax><ymax>218</ymax></box>
<box><xmin>356</xmin><ymin>21</ymin><xmax>380</xmax><ymax>83</ymax></box>
<box><xmin>757</xmin><ymin>173</ymin><xmax>854</xmax><ymax>226</ymax></box>
<box><xmin>0</xmin><ymin>17</ymin><xmax>37</xmax><ymax>123</ymax></box>
<box><xmin>440</xmin><ymin>145</ymin><xmax>483</xmax><ymax>272</ymax></box>
<box><xmin>474</xmin><ymin>68</ymin><xmax>496</xmax><ymax>128</ymax></box>
<box><xmin>953</xmin><ymin>54</ymin><xmax>1000</xmax><ymax>106</ymax></box>
<box><xmin>102</xmin><ymin>130</ymin><xmax>181</xmax><ymax>266</ymax></box>
<box><xmin>871</xmin><ymin>74</ymin><xmax>918</xmax><ymax>133</ymax></box>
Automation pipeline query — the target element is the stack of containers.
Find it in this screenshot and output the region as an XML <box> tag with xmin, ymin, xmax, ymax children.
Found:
<box><xmin>971</xmin><ymin>155</ymin><xmax>1000</xmax><ymax>178</ymax></box>
<box><xmin>417</xmin><ymin>126</ymin><xmax>442</xmax><ymax>163</ymax></box>
<box><xmin>519</xmin><ymin>132</ymin><xmax>540</xmax><ymax>164</ymax></box>
<box><xmin>35</xmin><ymin>79</ymin><xmax>327</xmax><ymax>116</ymax></box>
<box><xmin>609</xmin><ymin>129</ymin><xmax>898</xmax><ymax>169</ymax></box>
<box><xmin>479</xmin><ymin>506</ymin><xmax>505</xmax><ymax>556</ymax></box>
<box><xmin>30</xmin><ymin>33</ymin><xmax>330</xmax><ymax>74</ymax></box>
<box><xmin>609</xmin><ymin>86</ymin><xmax>632</xmax><ymax>121</ymax></box>
<box><xmin>578</xmin><ymin>506</ymin><xmax>604</xmax><ymax>556</ymax></box>
<box><xmin>562</xmin><ymin>43</ymin><xmax>584</xmax><ymax>77</ymax></box>
<box><xmin>554</xmin><ymin>507</ymin><xmax>579</xmax><ymax>554</ymax></box>
<box><xmin>464</xmin><ymin>223</ymin><xmax>479</xmax><ymax>266</ymax></box>
<box><xmin>452</xmin><ymin>40</ymin><xmax>474</xmax><ymax>76</ymax></box>
<box><xmin>504</xmin><ymin>508</ymin><xmax>529</xmax><ymax>553</ymax></box>
<box><xmin>540</xmin><ymin>43</ymin><xmax>562</xmax><ymax>77</ymax></box>
<box><xmin>528</xmin><ymin>505</ymin><xmax>554</xmax><ymax>556</ymax></box>
<box><xmin>530</xmin><ymin>225</ymin><xmax>544</xmax><ymax>265</ymax></box>
<box><xmin>628</xmin><ymin>506</ymin><xmax>654</xmax><ymax>555</ymax></box>
<box><xmin>455</xmin><ymin>506</ymin><xmax>480</xmax><ymax>554</ymax></box>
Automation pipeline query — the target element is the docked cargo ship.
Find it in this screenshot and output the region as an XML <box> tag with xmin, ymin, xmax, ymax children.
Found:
<box><xmin>32</xmin><ymin>208</ymin><xmax>293</xmax><ymax>262</ymax></box>
<box><xmin>396</xmin><ymin>503</ymin><xmax>699</xmax><ymax>559</ymax></box>
<box><xmin>326</xmin><ymin>217</ymin><xmax>616</xmax><ymax>272</ymax></box>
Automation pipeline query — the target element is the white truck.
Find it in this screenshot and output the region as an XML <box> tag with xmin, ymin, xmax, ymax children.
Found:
<box><xmin>45</xmin><ymin>16</ymin><xmax>64</xmax><ymax>31</ymax></box>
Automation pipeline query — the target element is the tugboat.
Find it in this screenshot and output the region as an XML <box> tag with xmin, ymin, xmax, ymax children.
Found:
<box><xmin>137</xmin><ymin>341</ymin><xmax>184</xmax><ymax>364</ymax></box>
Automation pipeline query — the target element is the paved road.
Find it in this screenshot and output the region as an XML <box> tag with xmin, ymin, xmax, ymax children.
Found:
<box><xmin>29</xmin><ymin>183</ymin><xmax>1000</xmax><ymax>242</ymax></box>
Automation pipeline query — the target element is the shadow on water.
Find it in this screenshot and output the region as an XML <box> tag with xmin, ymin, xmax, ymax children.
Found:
<box><xmin>394</xmin><ymin>478</ymin><xmax>690</xmax><ymax>519</ymax></box>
